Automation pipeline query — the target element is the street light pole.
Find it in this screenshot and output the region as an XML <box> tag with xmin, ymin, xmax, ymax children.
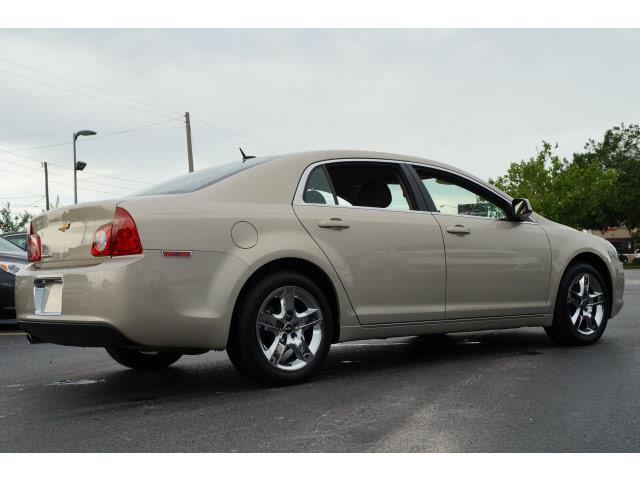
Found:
<box><xmin>73</xmin><ymin>136</ymin><xmax>78</xmax><ymax>204</ymax></box>
<box><xmin>72</xmin><ymin>129</ymin><xmax>96</xmax><ymax>204</ymax></box>
<box><xmin>43</xmin><ymin>162</ymin><xmax>50</xmax><ymax>211</ymax></box>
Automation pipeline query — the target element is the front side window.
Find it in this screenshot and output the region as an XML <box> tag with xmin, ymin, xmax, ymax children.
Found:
<box><xmin>414</xmin><ymin>167</ymin><xmax>507</xmax><ymax>219</ymax></box>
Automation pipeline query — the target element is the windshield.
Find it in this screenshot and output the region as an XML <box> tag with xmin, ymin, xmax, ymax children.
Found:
<box><xmin>134</xmin><ymin>157</ymin><xmax>276</xmax><ymax>197</ymax></box>
<box><xmin>0</xmin><ymin>236</ymin><xmax>23</xmax><ymax>253</ymax></box>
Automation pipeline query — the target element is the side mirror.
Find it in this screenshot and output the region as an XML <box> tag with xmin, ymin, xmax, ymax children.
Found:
<box><xmin>511</xmin><ymin>198</ymin><xmax>533</xmax><ymax>221</ymax></box>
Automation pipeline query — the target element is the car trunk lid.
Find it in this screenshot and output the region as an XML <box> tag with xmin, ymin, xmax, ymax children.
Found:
<box><xmin>31</xmin><ymin>200</ymin><xmax>119</xmax><ymax>267</ymax></box>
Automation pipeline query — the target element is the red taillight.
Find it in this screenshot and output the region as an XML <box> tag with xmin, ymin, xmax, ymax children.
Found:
<box><xmin>27</xmin><ymin>222</ymin><xmax>41</xmax><ymax>262</ymax></box>
<box><xmin>112</xmin><ymin>207</ymin><xmax>142</xmax><ymax>256</ymax></box>
<box><xmin>90</xmin><ymin>207</ymin><xmax>142</xmax><ymax>257</ymax></box>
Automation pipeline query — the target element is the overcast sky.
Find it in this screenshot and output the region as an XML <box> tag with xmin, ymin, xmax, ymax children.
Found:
<box><xmin>1</xmin><ymin>29</ymin><xmax>638</xmax><ymax>212</ymax></box>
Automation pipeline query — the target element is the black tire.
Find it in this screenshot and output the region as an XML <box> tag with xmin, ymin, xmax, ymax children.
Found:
<box><xmin>105</xmin><ymin>347</ymin><xmax>182</xmax><ymax>370</ymax></box>
<box><xmin>226</xmin><ymin>271</ymin><xmax>333</xmax><ymax>386</ymax></box>
<box><xmin>544</xmin><ymin>262</ymin><xmax>609</xmax><ymax>346</ymax></box>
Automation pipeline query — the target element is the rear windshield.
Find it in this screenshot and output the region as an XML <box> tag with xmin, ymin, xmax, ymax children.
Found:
<box><xmin>134</xmin><ymin>156</ymin><xmax>276</xmax><ymax>197</ymax></box>
<box><xmin>0</xmin><ymin>236</ymin><xmax>23</xmax><ymax>252</ymax></box>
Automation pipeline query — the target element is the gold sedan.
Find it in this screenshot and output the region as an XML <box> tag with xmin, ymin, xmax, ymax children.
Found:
<box><xmin>15</xmin><ymin>151</ymin><xmax>625</xmax><ymax>385</ymax></box>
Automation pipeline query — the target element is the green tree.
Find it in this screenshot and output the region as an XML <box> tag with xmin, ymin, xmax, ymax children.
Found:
<box><xmin>0</xmin><ymin>202</ymin><xmax>34</xmax><ymax>233</ymax></box>
<box><xmin>553</xmin><ymin>159</ymin><xmax>618</xmax><ymax>231</ymax></box>
<box><xmin>490</xmin><ymin>142</ymin><xmax>565</xmax><ymax>221</ymax></box>
<box><xmin>574</xmin><ymin>123</ymin><xmax>640</xmax><ymax>229</ymax></box>
<box><xmin>490</xmin><ymin>141</ymin><xmax>618</xmax><ymax>230</ymax></box>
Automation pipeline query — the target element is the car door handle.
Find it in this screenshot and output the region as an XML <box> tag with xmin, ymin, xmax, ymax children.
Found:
<box><xmin>446</xmin><ymin>225</ymin><xmax>471</xmax><ymax>235</ymax></box>
<box><xmin>318</xmin><ymin>218</ymin><xmax>351</xmax><ymax>229</ymax></box>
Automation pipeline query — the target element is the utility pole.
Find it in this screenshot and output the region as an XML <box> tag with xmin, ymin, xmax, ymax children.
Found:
<box><xmin>73</xmin><ymin>137</ymin><xmax>77</xmax><ymax>204</ymax></box>
<box><xmin>43</xmin><ymin>162</ymin><xmax>50</xmax><ymax>211</ymax></box>
<box><xmin>185</xmin><ymin>111</ymin><xmax>194</xmax><ymax>173</ymax></box>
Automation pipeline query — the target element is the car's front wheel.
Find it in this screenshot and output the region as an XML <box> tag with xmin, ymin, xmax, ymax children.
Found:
<box><xmin>226</xmin><ymin>271</ymin><xmax>333</xmax><ymax>386</ymax></box>
<box><xmin>544</xmin><ymin>262</ymin><xmax>609</xmax><ymax>346</ymax></box>
<box><xmin>105</xmin><ymin>347</ymin><xmax>182</xmax><ymax>370</ymax></box>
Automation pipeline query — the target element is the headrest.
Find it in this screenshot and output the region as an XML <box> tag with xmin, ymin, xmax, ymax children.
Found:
<box><xmin>303</xmin><ymin>190</ymin><xmax>327</xmax><ymax>204</ymax></box>
<box><xmin>354</xmin><ymin>180</ymin><xmax>392</xmax><ymax>209</ymax></box>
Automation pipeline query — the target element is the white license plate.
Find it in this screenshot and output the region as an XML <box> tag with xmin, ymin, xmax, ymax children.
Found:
<box><xmin>34</xmin><ymin>278</ymin><xmax>63</xmax><ymax>315</ymax></box>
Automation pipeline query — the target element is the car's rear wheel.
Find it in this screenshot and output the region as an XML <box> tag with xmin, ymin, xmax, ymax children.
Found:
<box><xmin>227</xmin><ymin>271</ymin><xmax>333</xmax><ymax>386</ymax></box>
<box><xmin>105</xmin><ymin>347</ymin><xmax>182</xmax><ymax>370</ymax></box>
<box><xmin>544</xmin><ymin>262</ymin><xmax>609</xmax><ymax>346</ymax></box>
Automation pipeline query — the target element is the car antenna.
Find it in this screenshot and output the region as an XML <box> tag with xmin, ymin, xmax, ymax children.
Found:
<box><xmin>240</xmin><ymin>148</ymin><xmax>256</xmax><ymax>163</ymax></box>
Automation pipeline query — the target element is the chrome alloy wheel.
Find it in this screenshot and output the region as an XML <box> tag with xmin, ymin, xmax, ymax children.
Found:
<box><xmin>255</xmin><ymin>286</ymin><xmax>324</xmax><ymax>372</ymax></box>
<box><xmin>567</xmin><ymin>273</ymin><xmax>606</xmax><ymax>335</ymax></box>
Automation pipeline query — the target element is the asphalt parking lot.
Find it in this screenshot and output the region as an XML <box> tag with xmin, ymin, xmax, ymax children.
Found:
<box><xmin>1</xmin><ymin>270</ymin><xmax>639</xmax><ymax>452</ymax></box>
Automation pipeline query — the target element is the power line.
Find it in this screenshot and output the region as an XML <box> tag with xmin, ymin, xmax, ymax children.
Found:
<box><xmin>0</xmin><ymin>118</ymin><xmax>181</xmax><ymax>154</ymax></box>
<box><xmin>83</xmin><ymin>118</ymin><xmax>182</xmax><ymax>143</ymax></box>
<box><xmin>193</xmin><ymin>123</ymin><xmax>271</xmax><ymax>154</ymax></box>
<box><xmin>0</xmin><ymin>194</ymin><xmax>42</xmax><ymax>199</ymax></box>
<box><xmin>7</xmin><ymin>196</ymin><xmax>45</xmax><ymax>208</ymax></box>
<box><xmin>0</xmin><ymin>55</ymin><xmax>287</xmax><ymax>155</ymax></box>
<box><xmin>0</xmin><ymin>55</ymin><xmax>181</xmax><ymax>117</ymax></box>
<box><xmin>0</xmin><ymin>132</ymin><xmax>69</xmax><ymax>136</ymax></box>
<box><xmin>73</xmin><ymin>169</ymin><xmax>152</xmax><ymax>187</ymax></box>
<box><xmin>193</xmin><ymin>122</ymin><xmax>283</xmax><ymax>155</ymax></box>
<box><xmin>0</xmin><ymin>156</ymin><xmax>136</xmax><ymax>196</ymax></box>
<box><xmin>2</xmin><ymin>140</ymin><xmax>69</xmax><ymax>153</ymax></box>
<box><xmin>6</xmin><ymin>204</ymin><xmax>44</xmax><ymax>209</ymax></box>
<box><xmin>0</xmin><ymin>66</ymin><xmax>176</xmax><ymax>120</ymax></box>
<box><xmin>192</xmin><ymin>117</ymin><xmax>286</xmax><ymax>153</ymax></box>
<box><xmin>1</xmin><ymin>167</ymin><xmax>128</xmax><ymax>197</ymax></box>
<box><xmin>0</xmin><ymin>146</ymin><xmax>152</xmax><ymax>186</ymax></box>
<box><xmin>0</xmin><ymin>126</ymin><xmax>183</xmax><ymax>136</ymax></box>
<box><xmin>0</xmin><ymin>155</ymin><xmax>138</xmax><ymax>192</ymax></box>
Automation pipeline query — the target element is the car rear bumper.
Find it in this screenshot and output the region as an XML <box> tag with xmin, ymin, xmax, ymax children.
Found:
<box><xmin>19</xmin><ymin>320</ymin><xmax>137</xmax><ymax>347</ymax></box>
<box><xmin>15</xmin><ymin>250</ymin><xmax>249</xmax><ymax>350</ymax></box>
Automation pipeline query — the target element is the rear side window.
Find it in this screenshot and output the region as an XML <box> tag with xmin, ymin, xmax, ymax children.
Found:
<box><xmin>323</xmin><ymin>162</ymin><xmax>416</xmax><ymax>210</ymax></box>
<box><xmin>134</xmin><ymin>156</ymin><xmax>275</xmax><ymax>196</ymax></box>
<box><xmin>326</xmin><ymin>162</ymin><xmax>415</xmax><ymax>210</ymax></box>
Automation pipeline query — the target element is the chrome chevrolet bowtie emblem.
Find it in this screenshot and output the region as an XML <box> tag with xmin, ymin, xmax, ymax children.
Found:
<box><xmin>58</xmin><ymin>222</ymin><xmax>71</xmax><ymax>232</ymax></box>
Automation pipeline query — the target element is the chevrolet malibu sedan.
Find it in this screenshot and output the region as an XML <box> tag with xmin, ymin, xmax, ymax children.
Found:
<box><xmin>16</xmin><ymin>150</ymin><xmax>625</xmax><ymax>385</ymax></box>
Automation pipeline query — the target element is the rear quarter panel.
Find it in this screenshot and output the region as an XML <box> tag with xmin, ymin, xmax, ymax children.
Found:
<box><xmin>118</xmin><ymin>161</ymin><xmax>359</xmax><ymax>347</ymax></box>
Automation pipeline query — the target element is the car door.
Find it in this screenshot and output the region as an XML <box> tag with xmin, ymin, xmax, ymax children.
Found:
<box><xmin>293</xmin><ymin>160</ymin><xmax>446</xmax><ymax>325</ymax></box>
<box><xmin>410</xmin><ymin>165</ymin><xmax>551</xmax><ymax>320</ymax></box>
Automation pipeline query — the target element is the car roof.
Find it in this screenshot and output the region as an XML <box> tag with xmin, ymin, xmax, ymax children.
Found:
<box><xmin>126</xmin><ymin>149</ymin><xmax>511</xmax><ymax>208</ymax></box>
<box><xmin>266</xmin><ymin>150</ymin><xmax>511</xmax><ymax>200</ymax></box>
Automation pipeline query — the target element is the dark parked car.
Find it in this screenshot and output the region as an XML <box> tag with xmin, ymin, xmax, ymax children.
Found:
<box><xmin>0</xmin><ymin>236</ymin><xmax>28</xmax><ymax>324</ymax></box>
<box><xmin>1</xmin><ymin>231</ymin><xmax>27</xmax><ymax>250</ymax></box>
